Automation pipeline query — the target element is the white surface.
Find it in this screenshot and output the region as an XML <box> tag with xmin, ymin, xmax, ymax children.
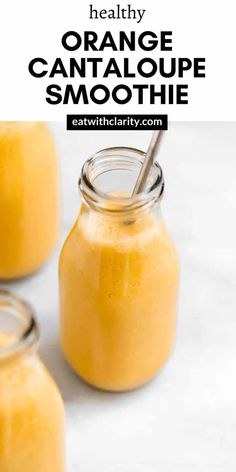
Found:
<box><xmin>1</xmin><ymin>123</ymin><xmax>236</xmax><ymax>471</ymax></box>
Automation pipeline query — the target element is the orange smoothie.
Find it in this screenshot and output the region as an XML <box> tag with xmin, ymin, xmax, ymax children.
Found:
<box><xmin>0</xmin><ymin>334</ymin><xmax>65</xmax><ymax>472</ymax></box>
<box><xmin>60</xmin><ymin>205</ymin><xmax>179</xmax><ymax>391</ymax></box>
<box><xmin>0</xmin><ymin>122</ymin><xmax>60</xmax><ymax>279</ymax></box>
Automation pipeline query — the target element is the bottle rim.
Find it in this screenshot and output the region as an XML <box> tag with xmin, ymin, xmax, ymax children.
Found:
<box><xmin>79</xmin><ymin>146</ymin><xmax>164</xmax><ymax>216</ymax></box>
<box><xmin>0</xmin><ymin>290</ymin><xmax>40</xmax><ymax>363</ymax></box>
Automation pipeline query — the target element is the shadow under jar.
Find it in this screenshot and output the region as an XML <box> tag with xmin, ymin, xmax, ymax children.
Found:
<box><xmin>0</xmin><ymin>291</ymin><xmax>65</xmax><ymax>472</ymax></box>
<box><xmin>59</xmin><ymin>147</ymin><xmax>180</xmax><ymax>392</ymax></box>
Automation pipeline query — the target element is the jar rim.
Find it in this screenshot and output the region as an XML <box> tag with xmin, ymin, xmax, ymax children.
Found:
<box><xmin>79</xmin><ymin>146</ymin><xmax>164</xmax><ymax>216</ymax></box>
<box><xmin>0</xmin><ymin>290</ymin><xmax>40</xmax><ymax>362</ymax></box>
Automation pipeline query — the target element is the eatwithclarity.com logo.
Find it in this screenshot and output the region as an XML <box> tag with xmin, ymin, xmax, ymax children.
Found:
<box><xmin>67</xmin><ymin>114</ymin><xmax>168</xmax><ymax>130</ymax></box>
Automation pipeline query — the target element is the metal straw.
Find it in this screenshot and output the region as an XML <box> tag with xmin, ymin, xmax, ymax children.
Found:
<box><xmin>132</xmin><ymin>130</ymin><xmax>163</xmax><ymax>195</ymax></box>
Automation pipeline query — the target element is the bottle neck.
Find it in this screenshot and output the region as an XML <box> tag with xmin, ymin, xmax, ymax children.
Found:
<box><xmin>79</xmin><ymin>146</ymin><xmax>164</xmax><ymax>218</ymax></box>
<box><xmin>0</xmin><ymin>290</ymin><xmax>39</xmax><ymax>364</ymax></box>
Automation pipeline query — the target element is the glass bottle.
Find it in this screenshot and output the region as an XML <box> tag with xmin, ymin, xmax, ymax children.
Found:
<box><xmin>60</xmin><ymin>147</ymin><xmax>180</xmax><ymax>391</ymax></box>
<box><xmin>0</xmin><ymin>290</ymin><xmax>65</xmax><ymax>471</ymax></box>
<box><xmin>0</xmin><ymin>122</ymin><xmax>60</xmax><ymax>279</ymax></box>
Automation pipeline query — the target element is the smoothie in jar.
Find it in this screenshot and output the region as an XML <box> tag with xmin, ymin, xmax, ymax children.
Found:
<box><xmin>60</xmin><ymin>148</ymin><xmax>179</xmax><ymax>391</ymax></box>
<box><xmin>0</xmin><ymin>122</ymin><xmax>60</xmax><ymax>279</ymax></box>
<box><xmin>0</xmin><ymin>291</ymin><xmax>65</xmax><ymax>472</ymax></box>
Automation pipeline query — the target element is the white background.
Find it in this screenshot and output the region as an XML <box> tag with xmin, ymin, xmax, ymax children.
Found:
<box><xmin>0</xmin><ymin>123</ymin><xmax>235</xmax><ymax>471</ymax></box>
<box><xmin>0</xmin><ymin>0</ymin><xmax>235</xmax><ymax>120</ymax></box>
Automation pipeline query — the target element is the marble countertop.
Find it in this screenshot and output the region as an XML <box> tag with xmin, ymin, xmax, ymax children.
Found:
<box><xmin>1</xmin><ymin>122</ymin><xmax>236</xmax><ymax>471</ymax></box>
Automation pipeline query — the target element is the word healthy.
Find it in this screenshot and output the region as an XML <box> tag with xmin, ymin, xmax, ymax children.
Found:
<box><xmin>89</xmin><ymin>4</ymin><xmax>146</xmax><ymax>23</ymax></box>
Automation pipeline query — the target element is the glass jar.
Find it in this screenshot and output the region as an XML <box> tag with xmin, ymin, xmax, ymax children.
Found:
<box><xmin>0</xmin><ymin>122</ymin><xmax>60</xmax><ymax>280</ymax></box>
<box><xmin>0</xmin><ymin>290</ymin><xmax>65</xmax><ymax>472</ymax></box>
<box><xmin>59</xmin><ymin>147</ymin><xmax>180</xmax><ymax>391</ymax></box>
